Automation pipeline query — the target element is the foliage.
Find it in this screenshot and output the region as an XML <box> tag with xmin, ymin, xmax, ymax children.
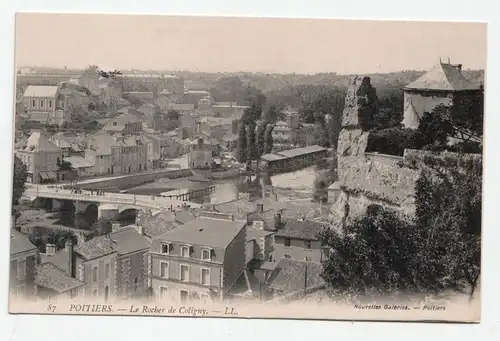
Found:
<box><xmin>12</xmin><ymin>156</ymin><xmax>28</xmax><ymax>207</ymax></box>
<box><xmin>90</xmin><ymin>217</ymin><xmax>113</xmax><ymax>237</ymax></box>
<box><xmin>57</xmin><ymin>159</ymin><xmax>73</xmax><ymax>171</ymax></box>
<box><xmin>366</xmin><ymin>127</ymin><xmax>427</xmax><ymax>156</ymax></box>
<box><xmin>264</xmin><ymin>124</ymin><xmax>275</xmax><ymax>154</ymax></box>
<box><xmin>320</xmin><ymin>156</ymin><xmax>482</xmax><ymax>301</ymax></box>
<box><xmin>165</xmin><ymin>109</ymin><xmax>180</xmax><ymax>122</ymax></box>
<box><xmin>417</xmin><ymin>111</ymin><xmax>455</xmax><ymax>147</ymax></box>
<box><xmin>246</xmin><ymin>123</ymin><xmax>258</xmax><ymax>162</ymax></box>
<box><xmin>236</xmin><ymin>122</ymin><xmax>248</xmax><ymax>163</ymax></box>
<box><xmin>47</xmin><ymin>229</ymin><xmax>78</xmax><ymax>250</ymax></box>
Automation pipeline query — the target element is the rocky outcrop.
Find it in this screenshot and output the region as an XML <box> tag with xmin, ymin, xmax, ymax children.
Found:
<box><xmin>331</xmin><ymin>76</ymin><xmax>482</xmax><ymax>227</ymax></box>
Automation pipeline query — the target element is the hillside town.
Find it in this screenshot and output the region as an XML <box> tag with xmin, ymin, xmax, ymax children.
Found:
<box><xmin>10</xmin><ymin>59</ymin><xmax>483</xmax><ymax>307</ymax></box>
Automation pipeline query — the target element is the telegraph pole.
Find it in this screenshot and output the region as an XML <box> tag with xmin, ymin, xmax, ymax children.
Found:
<box><xmin>304</xmin><ymin>263</ymin><xmax>308</xmax><ymax>297</ymax></box>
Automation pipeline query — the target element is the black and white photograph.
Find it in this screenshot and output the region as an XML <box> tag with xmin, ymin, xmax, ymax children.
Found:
<box><xmin>8</xmin><ymin>13</ymin><xmax>485</xmax><ymax>322</ymax></box>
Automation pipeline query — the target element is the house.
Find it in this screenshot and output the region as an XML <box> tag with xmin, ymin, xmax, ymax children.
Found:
<box><xmin>272</xmin><ymin>120</ymin><xmax>294</xmax><ymax>142</ymax></box>
<box><xmin>34</xmin><ymin>240</ymin><xmax>86</xmax><ymax>302</ymax></box>
<box><xmin>49</xmin><ymin>133</ymin><xmax>85</xmax><ymax>157</ymax></box>
<box><xmin>150</xmin><ymin>212</ymin><xmax>247</xmax><ymax>303</ymax></box>
<box><xmin>41</xmin><ymin>226</ymin><xmax>151</xmax><ymax>301</ymax></box>
<box><xmin>136</xmin><ymin>209</ymin><xmax>196</xmax><ymax>239</ymax></box>
<box><xmin>188</xmin><ymin>137</ymin><xmax>213</xmax><ymax>169</ymax></box>
<box><xmin>15</xmin><ymin>131</ymin><xmax>62</xmax><ymax>183</ymax></box>
<box><xmin>265</xmin><ymin>258</ymin><xmax>324</xmax><ymax>300</ymax></box>
<box><xmin>21</xmin><ymin>85</ymin><xmax>67</xmax><ymax>125</ymax></box>
<box><xmin>283</xmin><ymin>109</ymin><xmax>300</xmax><ymax>129</ymax></box>
<box><xmin>328</xmin><ymin>182</ymin><xmax>341</xmax><ymax>203</ymax></box>
<box><xmin>102</xmin><ymin>113</ymin><xmax>143</xmax><ymax>135</ymax></box>
<box><xmin>402</xmin><ymin>61</ymin><xmax>482</xmax><ymax>129</ymax></box>
<box><xmin>272</xmin><ymin>219</ymin><xmax>327</xmax><ymax>263</ymax></box>
<box><xmin>63</xmin><ymin>156</ymin><xmax>95</xmax><ymax>178</ymax></box>
<box><xmin>222</xmin><ymin>133</ymin><xmax>238</xmax><ymax>151</ymax></box>
<box><xmin>10</xmin><ymin>229</ymin><xmax>40</xmax><ymax>300</ymax></box>
<box><xmin>182</xmin><ymin>90</ymin><xmax>212</xmax><ymax>106</ymax></box>
<box><xmin>260</xmin><ymin>145</ymin><xmax>328</xmax><ymax>172</ymax></box>
<box><xmin>84</xmin><ymin>134</ymin><xmax>121</xmax><ymax>175</ymax></box>
<box><xmin>211</xmin><ymin>103</ymin><xmax>249</xmax><ymax>119</ymax></box>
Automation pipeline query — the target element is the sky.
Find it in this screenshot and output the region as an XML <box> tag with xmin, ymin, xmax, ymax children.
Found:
<box><xmin>15</xmin><ymin>13</ymin><xmax>487</xmax><ymax>75</ymax></box>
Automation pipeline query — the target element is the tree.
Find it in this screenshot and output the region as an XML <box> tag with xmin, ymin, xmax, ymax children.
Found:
<box><xmin>12</xmin><ymin>156</ymin><xmax>28</xmax><ymax>207</ymax></box>
<box><xmin>263</xmin><ymin>124</ymin><xmax>275</xmax><ymax>154</ymax></box>
<box><xmin>319</xmin><ymin>205</ymin><xmax>420</xmax><ymax>301</ymax></box>
<box><xmin>47</xmin><ymin>229</ymin><xmax>78</xmax><ymax>250</ymax></box>
<box><xmin>313</xmin><ymin>170</ymin><xmax>336</xmax><ymax>203</ymax></box>
<box><xmin>366</xmin><ymin>127</ymin><xmax>427</xmax><ymax>156</ymax></box>
<box><xmin>236</xmin><ymin>122</ymin><xmax>248</xmax><ymax>163</ymax></box>
<box><xmin>418</xmin><ymin>111</ymin><xmax>455</xmax><ymax>146</ymax></box>
<box><xmin>165</xmin><ymin>109</ymin><xmax>180</xmax><ymax>122</ymax></box>
<box><xmin>246</xmin><ymin>122</ymin><xmax>258</xmax><ymax>162</ymax></box>
<box><xmin>90</xmin><ymin>217</ymin><xmax>113</xmax><ymax>237</ymax></box>
<box><xmin>320</xmin><ymin>155</ymin><xmax>482</xmax><ymax>302</ymax></box>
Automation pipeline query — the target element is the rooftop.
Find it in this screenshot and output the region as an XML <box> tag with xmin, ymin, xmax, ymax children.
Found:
<box><xmin>23</xmin><ymin>85</ymin><xmax>59</xmax><ymax>98</ymax></box>
<box><xmin>35</xmin><ymin>262</ymin><xmax>84</xmax><ymax>293</ymax></box>
<box><xmin>275</xmin><ymin>219</ymin><xmax>327</xmax><ymax>241</ymax></box>
<box><xmin>75</xmin><ymin>227</ymin><xmax>151</xmax><ymax>260</ymax></box>
<box><xmin>276</xmin><ymin>145</ymin><xmax>327</xmax><ymax>159</ymax></box>
<box><xmin>64</xmin><ymin>156</ymin><xmax>94</xmax><ymax>169</ymax></box>
<box><xmin>22</xmin><ymin>132</ymin><xmax>61</xmax><ymax>153</ymax></box>
<box><xmin>404</xmin><ymin>62</ymin><xmax>481</xmax><ymax>91</ymax></box>
<box><xmin>10</xmin><ymin>229</ymin><xmax>37</xmax><ymax>256</ymax></box>
<box><xmin>266</xmin><ymin>259</ymin><xmax>324</xmax><ymax>293</ymax></box>
<box><xmin>154</xmin><ymin>217</ymin><xmax>246</xmax><ymax>249</ymax></box>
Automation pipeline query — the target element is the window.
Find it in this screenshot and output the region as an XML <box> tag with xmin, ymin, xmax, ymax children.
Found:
<box><xmin>180</xmin><ymin>265</ymin><xmax>189</xmax><ymax>282</ymax></box>
<box><xmin>201</xmin><ymin>249</ymin><xmax>211</xmax><ymax>261</ymax></box>
<box><xmin>113</xmin><ymin>122</ymin><xmax>117</xmax><ymax>126</ymax></box>
<box><xmin>305</xmin><ymin>240</ymin><xmax>312</xmax><ymax>249</ymax></box>
<box><xmin>304</xmin><ymin>257</ymin><xmax>311</xmax><ymax>262</ymax></box>
<box><xmin>285</xmin><ymin>238</ymin><xmax>291</xmax><ymax>247</ymax></box>
<box><xmin>49</xmin><ymin>100</ymin><xmax>52</xmax><ymax>108</ymax></box>
<box><xmin>159</xmin><ymin>286</ymin><xmax>168</xmax><ymax>298</ymax></box>
<box><xmin>32</xmin><ymin>99</ymin><xmax>36</xmax><ymax>107</ymax></box>
<box><xmin>284</xmin><ymin>254</ymin><xmax>291</xmax><ymax>259</ymax></box>
<box><xmin>104</xmin><ymin>263</ymin><xmax>110</xmax><ymax>279</ymax></box>
<box><xmin>92</xmin><ymin>267</ymin><xmax>98</xmax><ymax>282</ymax></box>
<box><xmin>180</xmin><ymin>290</ymin><xmax>188</xmax><ymax>303</ymax></box>
<box><xmin>160</xmin><ymin>262</ymin><xmax>169</xmax><ymax>278</ymax></box>
<box><xmin>161</xmin><ymin>243</ymin><xmax>171</xmax><ymax>254</ymax></box>
<box><xmin>181</xmin><ymin>246</ymin><xmax>190</xmax><ymax>258</ymax></box>
<box><xmin>17</xmin><ymin>261</ymin><xmax>25</xmax><ymax>278</ymax></box>
<box><xmin>201</xmin><ymin>268</ymin><xmax>210</xmax><ymax>286</ymax></box>
<box><xmin>200</xmin><ymin>294</ymin><xmax>209</xmax><ymax>304</ymax></box>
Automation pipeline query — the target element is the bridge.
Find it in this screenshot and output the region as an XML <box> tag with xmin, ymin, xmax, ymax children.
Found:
<box><xmin>24</xmin><ymin>184</ymin><xmax>202</xmax><ymax>223</ymax></box>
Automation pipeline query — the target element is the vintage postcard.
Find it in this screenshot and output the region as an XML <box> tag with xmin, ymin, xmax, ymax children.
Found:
<box><xmin>9</xmin><ymin>13</ymin><xmax>485</xmax><ymax>322</ymax></box>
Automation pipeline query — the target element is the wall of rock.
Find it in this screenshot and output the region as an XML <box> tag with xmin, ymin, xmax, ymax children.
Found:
<box><xmin>331</xmin><ymin>75</ymin><xmax>482</xmax><ymax>226</ymax></box>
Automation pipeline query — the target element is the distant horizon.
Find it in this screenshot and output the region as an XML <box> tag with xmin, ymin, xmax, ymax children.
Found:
<box><xmin>15</xmin><ymin>14</ymin><xmax>487</xmax><ymax>75</ymax></box>
<box><xmin>15</xmin><ymin>64</ymin><xmax>485</xmax><ymax>77</ymax></box>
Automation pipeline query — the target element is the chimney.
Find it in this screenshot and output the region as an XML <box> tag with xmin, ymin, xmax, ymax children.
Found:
<box><xmin>112</xmin><ymin>222</ymin><xmax>121</xmax><ymax>233</ymax></box>
<box><xmin>274</xmin><ymin>213</ymin><xmax>282</xmax><ymax>229</ymax></box>
<box><xmin>257</xmin><ymin>203</ymin><xmax>264</xmax><ymax>213</ymax></box>
<box><xmin>46</xmin><ymin>243</ymin><xmax>56</xmax><ymax>256</ymax></box>
<box><xmin>65</xmin><ymin>239</ymin><xmax>74</xmax><ymax>278</ymax></box>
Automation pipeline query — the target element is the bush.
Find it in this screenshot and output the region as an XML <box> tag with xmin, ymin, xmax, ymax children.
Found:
<box><xmin>366</xmin><ymin>127</ymin><xmax>427</xmax><ymax>156</ymax></box>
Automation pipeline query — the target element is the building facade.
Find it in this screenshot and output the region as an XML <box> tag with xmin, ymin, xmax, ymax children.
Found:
<box><xmin>10</xmin><ymin>229</ymin><xmax>39</xmax><ymax>300</ymax></box>
<box><xmin>188</xmin><ymin>137</ymin><xmax>213</xmax><ymax>169</ymax></box>
<box><xmin>402</xmin><ymin>61</ymin><xmax>482</xmax><ymax>129</ymax></box>
<box><xmin>150</xmin><ymin>213</ymin><xmax>246</xmax><ymax>303</ymax></box>
<box><xmin>21</xmin><ymin>85</ymin><xmax>67</xmax><ymax>125</ymax></box>
<box><xmin>15</xmin><ymin>131</ymin><xmax>63</xmax><ymax>183</ymax></box>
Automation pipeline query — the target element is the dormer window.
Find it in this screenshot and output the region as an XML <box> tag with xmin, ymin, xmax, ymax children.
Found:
<box><xmin>181</xmin><ymin>245</ymin><xmax>191</xmax><ymax>258</ymax></box>
<box><xmin>161</xmin><ymin>243</ymin><xmax>172</xmax><ymax>254</ymax></box>
<box><xmin>201</xmin><ymin>249</ymin><xmax>212</xmax><ymax>261</ymax></box>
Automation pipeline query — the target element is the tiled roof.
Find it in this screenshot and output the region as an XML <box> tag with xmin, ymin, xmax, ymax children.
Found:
<box><xmin>154</xmin><ymin>217</ymin><xmax>245</xmax><ymax>249</ymax></box>
<box><xmin>75</xmin><ymin>227</ymin><xmax>150</xmax><ymax>260</ymax></box>
<box><xmin>64</xmin><ymin>156</ymin><xmax>94</xmax><ymax>169</ymax></box>
<box><xmin>10</xmin><ymin>229</ymin><xmax>37</xmax><ymax>256</ymax></box>
<box><xmin>35</xmin><ymin>263</ymin><xmax>84</xmax><ymax>293</ymax></box>
<box><xmin>24</xmin><ymin>132</ymin><xmax>61</xmax><ymax>153</ymax></box>
<box><xmin>246</xmin><ymin>225</ymin><xmax>275</xmax><ymax>242</ymax></box>
<box><xmin>266</xmin><ymin>259</ymin><xmax>324</xmax><ymax>293</ymax></box>
<box><xmin>222</xmin><ymin>134</ymin><xmax>238</xmax><ymax>142</ymax></box>
<box><xmin>214</xmin><ymin>198</ymin><xmax>286</xmax><ymax>217</ymax></box>
<box><xmin>275</xmin><ymin>219</ymin><xmax>326</xmax><ymax>241</ymax></box>
<box><xmin>404</xmin><ymin>62</ymin><xmax>480</xmax><ymax>91</ymax></box>
<box><xmin>174</xmin><ymin>210</ymin><xmax>196</xmax><ymax>225</ymax></box>
<box><xmin>261</xmin><ymin>153</ymin><xmax>287</xmax><ymax>162</ymax></box>
<box><xmin>23</xmin><ymin>85</ymin><xmax>59</xmax><ymax>98</ymax></box>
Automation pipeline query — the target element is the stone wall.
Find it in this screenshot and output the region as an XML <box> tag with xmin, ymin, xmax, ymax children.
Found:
<box><xmin>331</xmin><ymin>76</ymin><xmax>482</xmax><ymax>226</ymax></box>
